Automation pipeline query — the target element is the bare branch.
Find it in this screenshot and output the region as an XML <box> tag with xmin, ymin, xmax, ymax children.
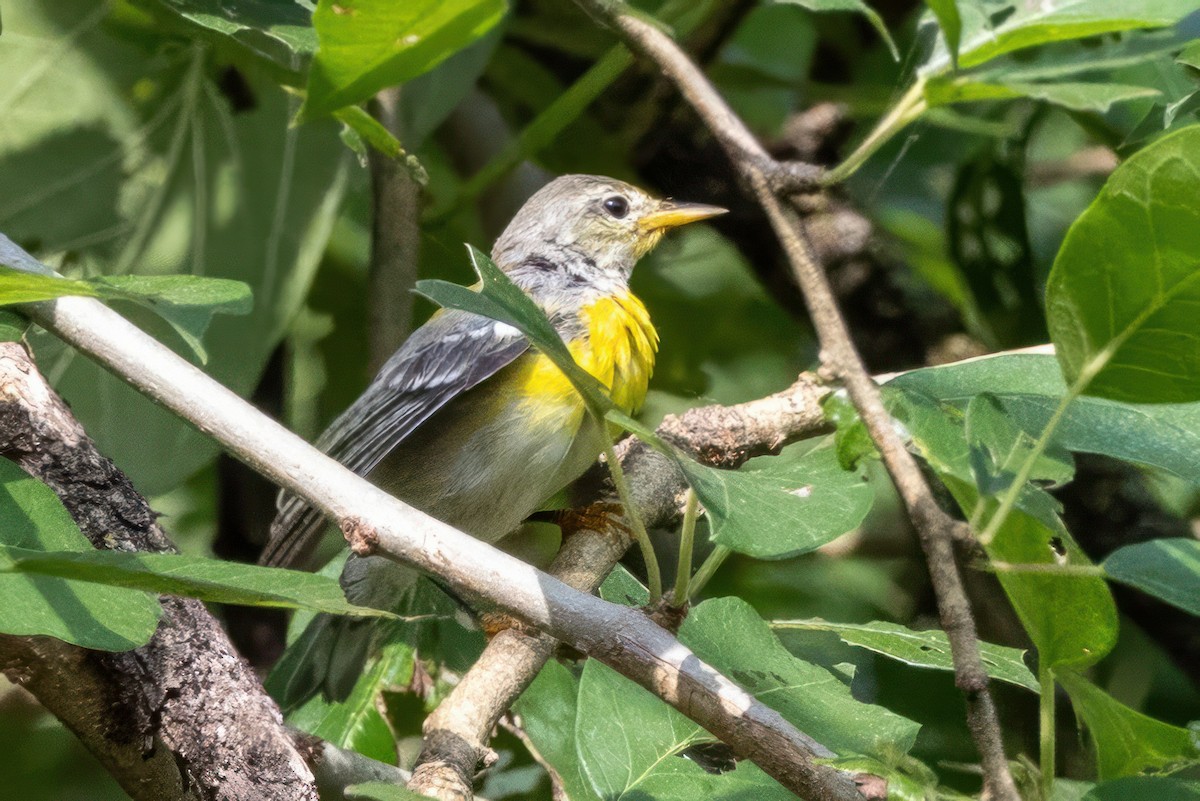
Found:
<box><xmin>0</xmin><ymin>342</ymin><xmax>316</xmax><ymax>801</ymax></box>
<box><xmin>568</xmin><ymin>3</ymin><xmax>1020</xmax><ymax>798</ymax></box>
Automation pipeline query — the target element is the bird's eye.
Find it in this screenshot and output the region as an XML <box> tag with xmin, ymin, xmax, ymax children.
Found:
<box><xmin>603</xmin><ymin>195</ymin><xmax>630</xmax><ymax>219</ymax></box>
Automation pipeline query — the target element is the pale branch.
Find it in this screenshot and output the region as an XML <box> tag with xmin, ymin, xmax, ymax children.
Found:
<box><xmin>409</xmin><ymin>375</ymin><xmax>835</xmax><ymax>799</ymax></box>
<box><xmin>0</xmin><ymin>342</ymin><xmax>317</xmax><ymax>801</ymax></box>
<box><xmin>570</xmin><ymin>3</ymin><xmax>1020</xmax><ymax>798</ymax></box>
<box><xmin>25</xmin><ymin>289</ymin><xmax>864</xmax><ymax>801</ymax></box>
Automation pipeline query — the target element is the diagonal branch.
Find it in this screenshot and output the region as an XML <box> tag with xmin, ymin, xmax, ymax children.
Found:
<box><xmin>569</xmin><ymin>3</ymin><xmax>1019</xmax><ymax>799</ymax></box>
<box><xmin>23</xmin><ymin>283</ymin><xmax>865</xmax><ymax>798</ymax></box>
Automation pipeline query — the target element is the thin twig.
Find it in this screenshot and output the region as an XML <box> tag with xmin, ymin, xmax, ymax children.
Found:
<box><xmin>570</xmin><ymin>3</ymin><xmax>1019</xmax><ymax>798</ymax></box>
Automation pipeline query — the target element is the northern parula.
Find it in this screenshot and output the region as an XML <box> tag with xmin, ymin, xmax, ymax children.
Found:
<box><xmin>262</xmin><ymin>175</ymin><xmax>724</xmax><ymax>702</ymax></box>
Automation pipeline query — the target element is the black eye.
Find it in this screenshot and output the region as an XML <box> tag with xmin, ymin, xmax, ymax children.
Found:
<box><xmin>603</xmin><ymin>195</ymin><xmax>630</xmax><ymax>219</ymax></box>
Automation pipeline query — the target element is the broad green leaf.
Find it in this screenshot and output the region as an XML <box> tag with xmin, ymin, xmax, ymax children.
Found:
<box><xmin>289</xmin><ymin>639</ymin><xmax>414</xmax><ymax>764</ymax></box>
<box><xmin>575</xmin><ymin>659</ymin><xmax>798</xmax><ymax>800</ymax></box>
<box><xmin>891</xmin><ymin>354</ymin><xmax>1200</xmax><ymax>485</ymax></box>
<box><xmin>772</xmin><ymin>618</ymin><xmax>1039</xmax><ymax>691</ymax></box>
<box><xmin>1059</xmin><ymin>671</ymin><xmax>1200</xmax><ymax>779</ymax></box>
<box><xmin>302</xmin><ymin>0</ymin><xmax>507</xmax><ymax>119</ymax></box>
<box><xmin>142</xmin><ymin>0</ymin><xmax>317</xmax><ymax>69</ymax></box>
<box><xmin>1046</xmin><ymin>124</ymin><xmax>1200</xmax><ymax>403</ymax></box>
<box><xmin>1104</xmin><ymin>539</ymin><xmax>1200</xmax><ymax>616</ymax></box>
<box><xmin>0</xmin><ymin>547</ymin><xmax>398</xmax><ymax>618</ymax></box>
<box><xmin>773</xmin><ymin>0</ymin><xmax>899</xmax><ymax>60</ymax></box>
<box><xmin>890</xmin><ymin>388</ymin><xmax>1118</xmax><ymax>668</ymax></box>
<box><xmin>344</xmin><ymin>783</ymin><xmax>426</xmax><ymax>801</ymax></box>
<box><xmin>513</xmin><ymin>661</ymin><xmax>598</xmax><ymax>801</ymax></box>
<box><xmin>923</xmin><ymin>0</ymin><xmax>1200</xmax><ymax>73</ymax></box>
<box><xmin>1</xmin><ymin>3</ymin><xmax>348</xmax><ymax>494</ymax></box>
<box><xmin>0</xmin><ymin>458</ymin><xmax>161</xmax><ymax>651</ymax></box>
<box><xmin>688</xmin><ymin>444</ymin><xmax>874</xmax><ymax>560</ymax></box>
<box><xmin>1084</xmin><ymin>777</ymin><xmax>1200</xmax><ymax>801</ymax></box>
<box><xmin>925</xmin><ymin>77</ymin><xmax>1160</xmax><ymax>112</ymax></box>
<box><xmin>0</xmin><ymin>265</ymin><xmax>99</xmax><ymax>305</ymax></box>
<box><xmin>680</xmin><ymin>597</ymin><xmax>921</xmax><ymax>758</ymax></box>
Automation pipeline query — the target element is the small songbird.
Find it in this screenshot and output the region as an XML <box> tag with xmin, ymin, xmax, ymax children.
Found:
<box><xmin>261</xmin><ymin>174</ymin><xmax>725</xmax><ymax>702</ymax></box>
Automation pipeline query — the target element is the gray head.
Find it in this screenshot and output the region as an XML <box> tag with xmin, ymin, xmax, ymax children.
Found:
<box><xmin>492</xmin><ymin>175</ymin><xmax>726</xmax><ymax>288</ymax></box>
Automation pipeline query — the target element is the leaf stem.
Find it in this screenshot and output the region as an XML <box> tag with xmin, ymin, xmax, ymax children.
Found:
<box><xmin>1039</xmin><ymin>661</ymin><xmax>1056</xmax><ymax>799</ymax></box>
<box><xmin>823</xmin><ymin>76</ymin><xmax>928</xmax><ymax>185</ymax></box>
<box><xmin>688</xmin><ymin>545</ymin><xmax>730</xmax><ymax>601</ymax></box>
<box><xmin>672</xmin><ymin>488</ymin><xmax>699</xmax><ymax>604</ymax></box>
<box><xmin>604</xmin><ymin>441</ymin><xmax>662</xmax><ymax>602</ymax></box>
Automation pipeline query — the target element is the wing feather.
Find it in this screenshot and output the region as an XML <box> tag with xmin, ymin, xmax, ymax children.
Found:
<box><xmin>261</xmin><ymin>310</ymin><xmax>528</xmax><ymax>567</ymax></box>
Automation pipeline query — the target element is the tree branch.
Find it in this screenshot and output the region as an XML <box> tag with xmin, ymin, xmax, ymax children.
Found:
<box><xmin>22</xmin><ymin>281</ymin><xmax>865</xmax><ymax>799</ymax></box>
<box><xmin>0</xmin><ymin>342</ymin><xmax>317</xmax><ymax>801</ymax></box>
<box><xmin>568</xmin><ymin>3</ymin><xmax>1019</xmax><ymax>798</ymax></box>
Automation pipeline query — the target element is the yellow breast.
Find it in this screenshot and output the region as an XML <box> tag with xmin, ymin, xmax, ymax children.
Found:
<box><xmin>517</xmin><ymin>292</ymin><xmax>658</xmax><ymax>422</ymax></box>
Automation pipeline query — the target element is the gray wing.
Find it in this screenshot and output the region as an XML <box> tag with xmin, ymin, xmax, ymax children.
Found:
<box><xmin>261</xmin><ymin>310</ymin><xmax>529</xmax><ymax>568</ymax></box>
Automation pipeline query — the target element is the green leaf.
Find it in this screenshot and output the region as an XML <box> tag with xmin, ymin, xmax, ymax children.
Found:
<box><xmin>1047</xmin><ymin>125</ymin><xmax>1200</xmax><ymax>403</ymax></box>
<box><xmin>1059</xmin><ymin>671</ymin><xmax>1200</xmax><ymax>779</ymax></box>
<box><xmin>416</xmin><ymin>245</ymin><xmax>613</xmax><ymax>414</ymax></box>
<box><xmin>688</xmin><ymin>444</ymin><xmax>874</xmax><ymax>560</ymax></box>
<box><xmin>771</xmin><ymin>618</ymin><xmax>1039</xmax><ymax>692</ymax></box>
<box><xmin>680</xmin><ymin>597</ymin><xmax>921</xmax><ymax>758</ymax></box>
<box><xmin>0</xmin><ymin>265</ymin><xmax>99</xmax><ymax>305</ymax></box>
<box><xmin>890</xmin><ymin>388</ymin><xmax>1118</xmax><ymax>669</ymax></box>
<box><xmin>924</xmin><ymin>0</ymin><xmax>962</xmax><ymax>68</ymax></box>
<box><xmin>889</xmin><ymin>354</ymin><xmax>1200</xmax><ymax>485</ymax></box>
<box><xmin>344</xmin><ymin>782</ymin><xmax>426</xmax><ymax>801</ymax></box>
<box><xmin>0</xmin><ymin>458</ymin><xmax>161</xmax><ymax>651</ymax></box>
<box><xmin>774</xmin><ymin>0</ymin><xmax>899</xmax><ymax>61</ymax></box>
<box><xmin>0</xmin><ymin>547</ymin><xmax>398</xmax><ymax>618</ymax></box>
<box><xmin>289</xmin><ymin>639</ymin><xmax>414</xmax><ymax>764</ymax></box>
<box><xmin>924</xmin><ymin>0</ymin><xmax>1200</xmax><ymax>73</ymax></box>
<box><xmin>92</xmin><ymin>274</ymin><xmax>253</xmax><ymax>364</ymax></box>
<box><xmin>143</xmin><ymin>0</ymin><xmax>317</xmax><ymax>70</ymax></box>
<box><xmin>574</xmin><ymin>659</ymin><xmax>799</xmax><ymax>800</ymax></box>
<box><xmin>1104</xmin><ymin>539</ymin><xmax>1200</xmax><ymax>616</ymax></box>
<box><xmin>925</xmin><ymin>77</ymin><xmax>1160</xmax><ymax>112</ymax></box>
<box><xmin>1083</xmin><ymin>777</ymin><xmax>1200</xmax><ymax>801</ymax></box>
<box><xmin>302</xmin><ymin>0</ymin><xmax>507</xmax><ymax>120</ymax></box>
<box><xmin>512</xmin><ymin>661</ymin><xmax>598</xmax><ymax>801</ymax></box>
<box><xmin>1</xmin><ymin>5</ymin><xmax>348</xmax><ymax>494</ymax></box>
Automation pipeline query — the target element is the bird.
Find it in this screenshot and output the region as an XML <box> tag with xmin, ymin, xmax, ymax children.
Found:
<box><xmin>261</xmin><ymin>174</ymin><xmax>725</xmax><ymax>704</ymax></box>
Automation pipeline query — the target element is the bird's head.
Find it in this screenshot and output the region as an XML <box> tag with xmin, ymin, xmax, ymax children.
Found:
<box><xmin>492</xmin><ymin>175</ymin><xmax>726</xmax><ymax>287</ymax></box>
